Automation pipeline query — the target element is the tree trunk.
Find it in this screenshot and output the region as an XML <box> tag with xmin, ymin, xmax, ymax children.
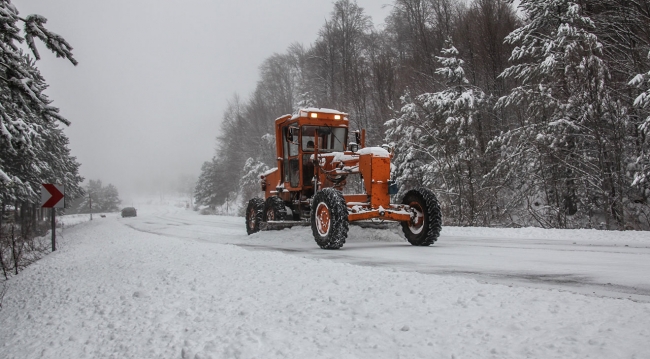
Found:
<box><xmin>11</xmin><ymin>226</ymin><xmax>18</xmax><ymax>275</ymax></box>
<box><xmin>0</xmin><ymin>202</ymin><xmax>6</xmax><ymax>279</ymax></box>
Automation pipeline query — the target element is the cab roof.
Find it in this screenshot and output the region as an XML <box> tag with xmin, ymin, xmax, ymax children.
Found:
<box><xmin>274</xmin><ymin>108</ymin><xmax>349</xmax><ymax>125</ymax></box>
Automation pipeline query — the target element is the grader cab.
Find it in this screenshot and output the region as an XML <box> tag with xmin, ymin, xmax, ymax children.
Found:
<box><xmin>245</xmin><ymin>108</ymin><xmax>442</xmax><ymax>249</ymax></box>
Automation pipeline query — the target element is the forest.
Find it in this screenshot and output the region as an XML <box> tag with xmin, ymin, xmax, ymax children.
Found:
<box><xmin>195</xmin><ymin>0</ymin><xmax>650</xmax><ymax>230</ymax></box>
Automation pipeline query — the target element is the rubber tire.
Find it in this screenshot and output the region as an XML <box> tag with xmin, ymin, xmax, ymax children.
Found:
<box><xmin>263</xmin><ymin>196</ymin><xmax>286</xmax><ymax>222</ymax></box>
<box><xmin>311</xmin><ymin>188</ymin><xmax>349</xmax><ymax>249</ymax></box>
<box><xmin>400</xmin><ymin>188</ymin><xmax>442</xmax><ymax>246</ymax></box>
<box><xmin>245</xmin><ymin>198</ymin><xmax>265</xmax><ymax>235</ymax></box>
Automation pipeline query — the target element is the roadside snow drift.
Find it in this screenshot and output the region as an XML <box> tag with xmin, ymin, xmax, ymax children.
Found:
<box><xmin>1</xmin><ymin>216</ymin><xmax>649</xmax><ymax>359</ymax></box>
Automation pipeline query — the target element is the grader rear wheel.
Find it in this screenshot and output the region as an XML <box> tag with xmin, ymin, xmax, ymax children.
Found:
<box><xmin>245</xmin><ymin>198</ymin><xmax>265</xmax><ymax>235</ymax></box>
<box><xmin>263</xmin><ymin>196</ymin><xmax>286</xmax><ymax>222</ymax></box>
<box><xmin>401</xmin><ymin>188</ymin><xmax>442</xmax><ymax>246</ymax></box>
<box><xmin>311</xmin><ymin>188</ymin><xmax>348</xmax><ymax>249</ymax></box>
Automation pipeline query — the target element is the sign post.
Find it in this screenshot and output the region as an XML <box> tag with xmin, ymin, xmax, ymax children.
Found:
<box><xmin>41</xmin><ymin>184</ymin><xmax>65</xmax><ymax>251</ymax></box>
<box><xmin>51</xmin><ymin>208</ymin><xmax>56</xmax><ymax>251</ymax></box>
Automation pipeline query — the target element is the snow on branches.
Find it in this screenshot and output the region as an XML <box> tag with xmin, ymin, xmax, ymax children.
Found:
<box><xmin>23</xmin><ymin>14</ymin><xmax>77</xmax><ymax>65</ymax></box>
<box><xmin>629</xmin><ymin>51</ymin><xmax>650</xmax><ymax>187</ymax></box>
<box><xmin>496</xmin><ymin>0</ymin><xmax>635</xmax><ymax>228</ymax></box>
<box><xmin>0</xmin><ymin>0</ymin><xmax>81</xmax><ymax>204</ymax></box>
<box><xmin>629</xmin><ymin>51</ymin><xmax>650</xmax><ymax>135</ymax></box>
<box><xmin>386</xmin><ymin>40</ymin><xmax>489</xmax><ymax>225</ymax></box>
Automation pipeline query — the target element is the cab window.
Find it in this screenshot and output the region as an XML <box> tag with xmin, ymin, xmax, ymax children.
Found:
<box><xmin>287</xmin><ymin>125</ymin><xmax>299</xmax><ymax>156</ymax></box>
<box><xmin>301</xmin><ymin>126</ymin><xmax>347</xmax><ymax>152</ymax></box>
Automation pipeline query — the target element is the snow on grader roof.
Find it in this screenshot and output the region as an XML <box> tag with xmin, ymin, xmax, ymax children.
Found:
<box><xmin>273</xmin><ymin>108</ymin><xmax>349</xmax><ymax>123</ymax></box>
<box><xmin>246</xmin><ymin>108</ymin><xmax>442</xmax><ymax>250</ymax></box>
<box><xmin>295</xmin><ymin>107</ymin><xmax>348</xmax><ymax>117</ymax></box>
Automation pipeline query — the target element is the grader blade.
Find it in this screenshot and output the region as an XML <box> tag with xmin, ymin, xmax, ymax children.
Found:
<box><xmin>260</xmin><ymin>221</ymin><xmax>310</xmax><ymax>231</ymax></box>
<box><xmin>349</xmin><ymin>221</ymin><xmax>399</xmax><ymax>230</ymax></box>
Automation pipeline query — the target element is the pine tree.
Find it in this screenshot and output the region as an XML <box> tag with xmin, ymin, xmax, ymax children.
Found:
<box><xmin>629</xmin><ymin>51</ymin><xmax>650</xmax><ymax>189</ymax></box>
<box><xmin>239</xmin><ymin>157</ymin><xmax>270</xmax><ymax>210</ymax></box>
<box><xmin>0</xmin><ymin>0</ymin><xmax>80</xmax><ymax>207</ymax></box>
<box><xmin>102</xmin><ymin>184</ymin><xmax>121</xmax><ymax>212</ymax></box>
<box><xmin>496</xmin><ymin>0</ymin><xmax>630</xmax><ymax>228</ymax></box>
<box><xmin>194</xmin><ymin>159</ymin><xmax>220</xmax><ymax>209</ymax></box>
<box><xmin>386</xmin><ymin>41</ymin><xmax>490</xmax><ymax>225</ymax></box>
<box><xmin>74</xmin><ymin>180</ymin><xmax>121</xmax><ymax>213</ymax></box>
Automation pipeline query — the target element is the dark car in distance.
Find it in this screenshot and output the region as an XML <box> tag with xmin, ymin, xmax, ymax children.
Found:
<box><xmin>121</xmin><ymin>207</ymin><xmax>137</xmax><ymax>217</ymax></box>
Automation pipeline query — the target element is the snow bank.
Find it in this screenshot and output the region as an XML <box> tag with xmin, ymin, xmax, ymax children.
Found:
<box><xmin>1</xmin><ymin>218</ymin><xmax>649</xmax><ymax>359</ymax></box>
<box><xmin>58</xmin><ymin>213</ymin><xmax>115</xmax><ymax>228</ymax></box>
<box><xmin>442</xmin><ymin>225</ymin><xmax>650</xmax><ymax>243</ymax></box>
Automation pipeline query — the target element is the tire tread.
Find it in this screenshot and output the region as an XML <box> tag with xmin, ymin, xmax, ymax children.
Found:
<box><xmin>400</xmin><ymin>188</ymin><xmax>442</xmax><ymax>246</ymax></box>
<box><xmin>310</xmin><ymin>188</ymin><xmax>349</xmax><ymax>249</ymax></box>
<box><xmin>245</xmin><ymin>198</ymin><xmax>265</xmax><ymax>235</ymax></box>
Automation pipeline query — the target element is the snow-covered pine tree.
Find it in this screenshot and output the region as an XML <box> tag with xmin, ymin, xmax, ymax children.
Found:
<box><xmin>74</xmin><ymin>180</ymin><xmax>99</xmax><ymax>214</ymax></box>
<box><xmin>38</xmin><ymin>126</ymin><xmax>84</xmax><ymax>201</ymax></box>
<box><xmin>101</xmin><ymin>184</ymin><xmax>120</xmax><ymax>212</ymax></box>
<box><xmin>629</xmin><ymin>51</ymin><xmax>650</xmax><ymax>189</ymax></box>
<box><xmin>194</xmin><ymin>159</ymin><xmax>221</xmax><ymax>210</ymax></box>
<box><xmin>73</xmin><ymin>180</ymin><xmax>121</xmax><ymax>213</ymax></box>
<box><xmin>0</xmin><ymin>0</ymin><xmax>80</xmax><ymax>207</ymax></box>
<box><xmin>630</xmin><ymin>52</ymin><xmax>650</xmax><ymax>177</ymax></box>
<box><xmin>238</xmin><ymin>157</ymin><xmax>270</xmax><ymax>214</ymax></box>
<box><xmin>386</xmin><ymin>40</ymin><xmax>490</xmax><ymax>225</ymax></box>
<box><xmin>496</xmin><ymin>0</ymin><xmax>630</xmax><ymax>229</ymax></box>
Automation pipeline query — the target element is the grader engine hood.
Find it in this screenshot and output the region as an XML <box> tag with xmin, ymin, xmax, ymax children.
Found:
<box><xmin>320</xmin><ymin>146</ymin><xmax>389</xmax><ymax>161</ymax></box>
<box><xmin>317</xmin><ymin>147</ymin><xmax>395</xmax><ymax>210</ymax></box>
<box><xmin>317</xmin><ymin>146</ymin><xmax>391</xmax><ymax>169</ymax></box>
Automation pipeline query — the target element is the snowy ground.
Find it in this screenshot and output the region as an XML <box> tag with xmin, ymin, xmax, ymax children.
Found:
<box><xmin>58</xmin><ymin>213</ymin><xmax>108</xmax><ymax>228</ymax></box>
<box><xmin>126</xmin><ymin>204</ymin><xmax>650</xmax><ymax>302</ymax></box>
<box><xmin>1</xmin><ymin>204</ymin><xmax>649</xmax><ymax>358</ymax></box>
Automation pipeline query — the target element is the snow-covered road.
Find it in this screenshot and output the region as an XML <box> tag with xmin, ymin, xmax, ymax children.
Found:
<box><xmin>126</xmin><ymin>205</ymin><xmax>650</xmax><ymax>302</ymax></box>
<box><xmin>1</xmin><ymin>204</ymin><xmax>649</xmax><ymax>358</ymax></box>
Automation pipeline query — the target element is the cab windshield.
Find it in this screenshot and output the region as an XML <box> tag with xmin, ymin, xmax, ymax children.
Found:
<box><xmin>302</xmin><ymin>126</ymin><xmax>347</xmax><ymax>152</ymax></box>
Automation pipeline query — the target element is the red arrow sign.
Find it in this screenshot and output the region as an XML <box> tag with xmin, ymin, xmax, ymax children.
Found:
<box><xmin>41</xmin><ymin>184</ymin><xmax>65</xmax><ymax>208</ymax></box>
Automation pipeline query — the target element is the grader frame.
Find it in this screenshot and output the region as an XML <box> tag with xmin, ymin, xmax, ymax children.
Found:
<box><xmin>245</xmin><ymin>108</ymin><xmax>442</xmax><ymax>249</ymax></box>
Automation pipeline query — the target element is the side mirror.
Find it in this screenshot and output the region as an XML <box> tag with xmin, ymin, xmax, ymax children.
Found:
<box><xmin>354</xmin><ymin>131</ymin><xmax>361</xmax><ymax>147</ymax></box>
<box><xmin>349</xmin><ymin>142</ymin><xmax>359</xmax><ymax>153</ymax></box>
<box><xmin>287</xmin><ymin>127</ymin><xmax>299</xmax><ymax>144</ymax></box>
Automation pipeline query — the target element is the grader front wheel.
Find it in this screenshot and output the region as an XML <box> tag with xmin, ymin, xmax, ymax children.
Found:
<box><xmin>401</xmin><ymin>188</ymin><xmax>442</xmax><ymax>246</ymax></box>
<box><xmin>311</xmin><ymin>188</ymin><xmax>348</xmax><ymax>249</ymax></box>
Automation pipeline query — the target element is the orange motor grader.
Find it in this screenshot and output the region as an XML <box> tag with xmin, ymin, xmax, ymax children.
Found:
<box><xmin>245</xmin><ymin>108</ymin><xmax>442</xmax><ymax>249</ymax></box>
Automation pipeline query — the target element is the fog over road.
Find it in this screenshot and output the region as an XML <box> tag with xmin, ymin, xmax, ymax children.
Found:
<box><xmin>123</xmin><ymin>205</ymin><xmax>650</xmax><ymax>303</ymax></box>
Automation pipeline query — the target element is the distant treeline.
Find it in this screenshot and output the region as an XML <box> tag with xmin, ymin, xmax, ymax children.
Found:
<box><xmin>65</xmin><ymin>180</ymin><xmax>121</xmax><ymax>215</ymax></box>
<box><xmin>195</xmin><ymin>0</ymin><xmax>650</xmax><ymax>230</ymax></box>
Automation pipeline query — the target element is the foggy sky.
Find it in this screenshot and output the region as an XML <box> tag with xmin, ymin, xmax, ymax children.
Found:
<box><xmin>15</xmin><ymin>0</ymin><xmax>391</xmax><ymax>199</ymax></box>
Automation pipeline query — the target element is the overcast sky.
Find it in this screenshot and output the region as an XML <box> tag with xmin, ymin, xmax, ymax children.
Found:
<box><xmin>15</xmin><ymin>0</ymin><xmax>392</xmax><ymax>198</ymax></box>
